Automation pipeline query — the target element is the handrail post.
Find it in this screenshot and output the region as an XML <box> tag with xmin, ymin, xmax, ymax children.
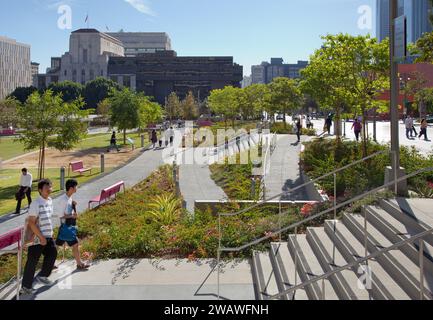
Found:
<box><xmin>322</xmin><ymin>278</ymin><xmax>325</xmax><ymax>300</ymax></box>
<box><xmin>294</xmin><ymin>226</ymin><xmax>298</xmax><ymax>287</ymax></box>
<box><xmin>364</xmin><ymin>208</ymin><xmax>369</xmax><ymax>264</ymax></box>
<box><xmin>217</xmin><ymin>213</ymin><xmax>221</xmax><ymax>300</ymax></box>
<box><xmin>420</xmin><ymin>240</ymin><xmax>425</xmax><ymax>300</ymax></box>
<box><xmin>333</xmin><ymin>173</ymin><xmax>337</xmax><ymax>220</ymax></box>
<box><xmin>279</xmin><ymin>201</ymin><xmax>282</xmax><ymax>242</ymax></box>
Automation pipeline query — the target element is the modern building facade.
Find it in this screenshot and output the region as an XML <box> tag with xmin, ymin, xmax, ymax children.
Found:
<box><xmin>107</xmin><ymin>50</ymin><xmax>243</xmax><ymax>105</ymax></box>
<box><xmin>107</xmin><ymin>32</ymin><xmax>171</xmax><ymax>57</ymax></box>
<box><xmin>376</xmin><ymin>0</ymin><xmax>432</xmax><ymax>43</ymax></box>
<box><xmin>31</xmin><ymin>62</ymin><xmax>39</xmax><ymax>87</ymax></box>
<box><xmin>0</xmin><ymin>36</ymin><xmax>32</xmax><ymax>99</ymax></box>
<box><xmin>251</xmin><ymin>58</ymin><xmax>308</xmax><ymax>84</ymax></box>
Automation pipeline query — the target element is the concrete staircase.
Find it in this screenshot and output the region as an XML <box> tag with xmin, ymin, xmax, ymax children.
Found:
<box><xmin>251</xmin><ymin>198</ymin><xmax>433</xmax><ymax>300</ymax></box>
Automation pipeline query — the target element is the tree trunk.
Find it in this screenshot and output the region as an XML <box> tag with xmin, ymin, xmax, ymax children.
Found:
<box><xmin>123</xmin><ymin>129</ymin><xmax>126</xmax><ymax>145</ymax></box>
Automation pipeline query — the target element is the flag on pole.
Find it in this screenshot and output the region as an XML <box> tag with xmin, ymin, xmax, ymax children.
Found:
<box><xmin>85</xmin><ymin>14</ymin><xmax>89</xmax><ymax>23</ymax></box>
<box><xmin>106</xmin><ymin>25</ymin><xmax>109</xmax><ymax>31</ymax></box>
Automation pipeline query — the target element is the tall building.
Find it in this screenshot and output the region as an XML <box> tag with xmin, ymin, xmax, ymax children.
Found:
<box><xmin>31</xmin><ymin>62</ymin><xmax>39</xmax><ymax>87</ymax></box>
<box><xmin>107</xmin><ymin>50</ymin><xmax>243</xmax><ymax>105</ymax></box>
<box><xmin>107</xmin><ymin>32</ymin><xmax>171</xmax><ymax>57</ymax></box>
<box><xmin>241</xmin><ymin>75</ymin><xmax>252</xmax><ymax>88</ymax></box>
<box><xmin>376</xmin><ymin>0</ymin><xmax>432</xmax><ymax>43</ymax></box>
<box><xmin>0</xmin><ymin>36</ymin><xmax>32</xmax><ymax>99</ymax></box>
<box><xmin>251</xmin><ymin>59</ymin><xmax>308</xmax><ymax>84</ymax></box>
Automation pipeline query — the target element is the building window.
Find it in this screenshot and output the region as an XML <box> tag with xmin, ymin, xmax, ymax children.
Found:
<box><xmin>123</xmin><ymin>76</ymin><xmax>131</xmax><ymax>88</ymax></box>
<box><xmin>90</xmin><ymin>69</ymin><xmax>94</xmax><ymax>80</ymax></box>
<box><xmin>64</xmin><ymin>70</ymin><xmax>67</xmax><ymax>76</ymax></box>
<box><xmin>110</xmin><ymin>76</ymin><xmax>118</xmax><ymax>83</ymax></box>
<box><xmin>83</xmin><ymin>49</ymin><xmax>88</xmax><ymax>63</ymax></box>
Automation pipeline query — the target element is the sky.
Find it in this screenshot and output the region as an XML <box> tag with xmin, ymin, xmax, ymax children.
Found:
<box><xmin>0</xmin><ymin>0</ymin><xmax>377</xmax><ymax>76</ymax></box>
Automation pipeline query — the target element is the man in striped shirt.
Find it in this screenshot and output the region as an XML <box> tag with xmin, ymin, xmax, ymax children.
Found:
<box><xmin>21</xmin><ymin>179</ymin><xmax>58</xmax><ymax>295</ymax></box>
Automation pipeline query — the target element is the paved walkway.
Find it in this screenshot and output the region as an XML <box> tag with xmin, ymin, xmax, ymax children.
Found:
<box><xmin>16</xmin><ymin>258</ymin><xmax>255</xmax><ymax>300</ymax></box>
<box><xmin>265</xmin><ymin>134</ymin><xmax>318</xmax><ymax>201</ymax></box>
<box><xmin>0</xmin><ymin>129</ymin><xmax>183</xmax><ymax>237</ymax></box>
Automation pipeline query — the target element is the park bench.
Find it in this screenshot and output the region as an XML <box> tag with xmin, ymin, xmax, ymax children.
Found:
<box><xmin>0</xmin><ymin>129</ymin><xmax>15</xmax><ymax>136</ymax></box>
<box><xmin>88</xmin><ymin>181</ymin><xmax>125</xmax><ymax>209</ymax></box>
<box><xmin>68</xmin><ymin>160</ymin><xmax>92</xmax><ymax>176</ymax></box>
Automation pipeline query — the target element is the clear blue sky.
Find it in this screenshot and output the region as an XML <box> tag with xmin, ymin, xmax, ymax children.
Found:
<box><xmin>0</xmin><ymin>0</ymin><xmax>376</xmax><ymax>76</ymax></box>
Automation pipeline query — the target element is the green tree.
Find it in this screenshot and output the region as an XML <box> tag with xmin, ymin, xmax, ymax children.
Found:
<box><xmin>165</xmin><ymin>92</ymin><xmax>181</xmax><ymax>123</ymax></box>
<box><xmin>415</xmin><ymin>87</ymin><xmax>433</xmax><ymax>117</ymax></box>
<box><xmin>269</xmin><ymin>77</ymin><xmax>302</xmax><ymax>128</ymax></box>
<box><xmin>180</xmin><ymin>91</ymin><xmax>199</xmax><ymax>120</ymax></box>
<box><xmin>301</xmin><ymin>34</ymin><xmax>389</xmax><ymax>157</ymax></box>
<box><xmin>208</xmin><ymin>86</ymin><xmax>240</xmax><ymax>128</ymax></box>
<box><xmin>17</xmin><ymin>90</ymin><xmax>89</xmax><ymax>180</ymax></box>
<box><xmin>8</xmin><ymin>86</ymin><xmax>38</xmax><ymax>104</ymax></box>
<box><xmin>415</xmin><ymin>32</ymin><xmax>433</xmax><ymax>63</ymax></box>
<box><xmin>83</xmin><ymin>77</ymin><xmax>121</xmax><ymax>109</ymax></box>
<box><xmin>239</xmin><ymin>84</ymin><xmax>271</xmax><ymax>120</ymax></box>
<box><xmin>48</xmin><ymin>81</ymin><xmax>83</xmax><ymax>102</ymax></box>
<box><xmin>0</xmin><ymin>98</ymin><xmax>20</xmax><ymax>129</ymax></box>
<box><xmin>138</xmin><ymin>94</ymin><xmax>163</xmax><ymax>131</ymax></box>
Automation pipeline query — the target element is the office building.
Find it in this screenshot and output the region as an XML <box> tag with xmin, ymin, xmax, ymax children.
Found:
<box><xmin>251</xmin><ymin>59</ymin><xmax>308</xmax><ymax>84</ymax></box>
<box><xmin>0</xmin><ymin>36</ymin><xmax>32</xmax><ymax>99</ymax></box>
<box><xmin>107</xmin><ymin>32</ymin><xmax>171</xmax><ymax>57</ymax></box>
<box><xmin>107</xmin><ymin>50</ymin><xmax>243</xmax><ymax>105</ymax></box>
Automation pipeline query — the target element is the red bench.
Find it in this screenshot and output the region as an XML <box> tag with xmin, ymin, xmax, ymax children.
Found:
<box><xmin>0</xmin><ymin>129</ymin><xmax>15</xmax><ymax>136</ymax></box>
<box><xmin>88</xmin><ymin>181</ymin><xmax>125</xmax><ymax>209</ymax></box>
<box><xmin>68</xmin><ymin>160</ymin><xmax>92</xmax><ymax>176</ymax></box>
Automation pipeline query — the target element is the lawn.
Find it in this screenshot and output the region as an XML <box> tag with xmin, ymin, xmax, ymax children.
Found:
<box><xmin>0</xmin><ymin>131</ymin><xmax>151</xmax><ymax>162</ymax></box>
<box><xmin>0</xmin><ymin>167</ymin><xmax>112</xmax><ymax>216</ymax></box>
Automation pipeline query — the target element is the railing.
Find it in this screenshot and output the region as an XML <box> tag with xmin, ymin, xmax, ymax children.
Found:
<box><xmin>269</xmin><ymin>225</ymin><xmax>433</xmax><ymax>300</ymax></box>
<box><xmin>215</xmin><ymin>150</ymin><xmax>429</xmax><ymax>299</ymax></box>
<box><xmin>261</xmin><ymin>132</ymin><xmax>278</xmax><ymax>200</ymax></box>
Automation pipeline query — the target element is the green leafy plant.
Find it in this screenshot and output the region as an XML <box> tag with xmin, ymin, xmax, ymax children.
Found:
<box><xmin>147</xmin><ymin>193</ymin><xmax>182</xmax><ymax>225</ymax></box>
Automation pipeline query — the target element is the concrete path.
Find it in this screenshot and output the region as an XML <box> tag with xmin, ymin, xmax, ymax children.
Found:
<box><xmin>179</xmin><ymin>164</ymin><xmax>227</xmax><ymax>213</ymax></box>
<box><xmin>0</xmin><ymin>129</ymin><xmax>183</xmax><ymax>238</ymax></box>
<box><xmin>17</xmin><ymin>258</ymin><xmax>255</xmax><ymax>300</ymax></box>
<box><xmin>265</xmin><ymin>134</ymin><xmax>317</xmax><ymax>201</ymax></box>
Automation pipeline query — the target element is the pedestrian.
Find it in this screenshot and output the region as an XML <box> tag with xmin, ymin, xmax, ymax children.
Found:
<box><xmin>168</xmin><ymin>126</ymin><xmax>175</xmax><ymax>146</ymax></box>
<box><xmin>107</xmin><ymin>131</ymin><xmax>120</xmax><ymax>152</ymax></box>
<box><xmin>296</xmin><ymin>118</ymin><xmax>302</xmax><ymax>142</ymax></box>
<box><xmin>419</xmin><ymin>118</ymin><xmax>428</xmax><ymax>141</ymax></box>
<box><xmin>411</xmin><ymin>116</ymin><xmax>418</xmax><ymax>137</ymax></box>
<box><xmin>306</xmin><ymin>115</ymin><xmax>312</xmax><ymax>129</ymax></box>
<box><xmin>325</xmin><ymin>114</ymin><xmax>333</xmax><ymax>135</ymax></box>
<box><xmin>405</xmin><ymin>115</ymin><xmax>413</xmax><ymax>139</ymax></box>
<box><xmin>351</xmin><ymin>118</ymin><xmax>362</xmax><ymax>142</ymax></box>
<box><xmin>151</xmin><ymin>129</ymin><xmax>158</xmax><ymax>149</ymax></box>
<box><xmin>21</xmin><ymin>179</ymin><xmax>57</xmax><ymax>295</ymax></box>
<box><xmin>15</xmin><ymin>168</ymin><xmax>32</xmax><ymax>215</ymax></box>
<box><xmin>55</xmin><ymin>179</ymin><xmax>90</xmax><ymax>270</ymax></box>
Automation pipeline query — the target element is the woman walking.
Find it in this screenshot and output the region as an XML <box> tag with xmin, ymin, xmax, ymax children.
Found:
<box><xmin>419</xmin><ymin>119</ymin><xmax>428</xmax><ymax>141</ymax></box>
<box><xmin>295</xmin><ymin>118</ymin><xmax>302</xmax><ymax>142</ymax></box>
<box><xmin>351</xmin><ymin>118</ymin><xmax>362</xmax><ymax>142</ymax></box>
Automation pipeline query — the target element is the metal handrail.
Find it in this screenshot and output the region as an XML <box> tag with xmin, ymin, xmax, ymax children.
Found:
<box><xmin>261</xmin><ymin>132</ymin><xmax>278</xmax><ymax>200</ymax></box>
<box><xmin>268</xmin><ymin>226</ymin><xmax>433</xmax><ymax>300</ymax></box>
<box><xmin>215</xmin><ymin>166</ymin><xmax>433</xmax><ymax>299</ymax></box>
<box><xmin>221</xmin><ymin>149</ymin><xmax>389</xmax><ymax>217</ymax></box>
<box><xmin>220</xmin><ymin>166</ymin><xmax>432</xmax><ymax>253</ymax></box>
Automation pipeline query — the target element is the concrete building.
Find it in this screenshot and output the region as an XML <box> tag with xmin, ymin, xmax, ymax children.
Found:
<box><xmin>251</xmin><ymin>59</ymin><xmax>308</xmax><ymax>84</ymax></box>
<box><xmin>107</xmin><ymin>50</ymin><xmax>243</xmax><ymax>105</ymax></box>
<box><xmin>107</xmin><ymin>32</ymin><xmax>171</xmax><ymax>57</ymax></box>
<box><xmin>59</xmin><ymin>29</ymin><xmax>124</xmax><ymax>85</ymax></box>
<box><xmin>241</xmin><ymin>75</ymin><xmax>252</xmax><ymax>88</ymax></box>
<box><xmin>0</xmin><ymin>36</ymin><xmax>32</xmax><ymax>99</ymax></box>
<box><xmin>376</xmin><ymin>0</ymin><xmax>432</xmax><ymax>43</ymax></box>
<box><xmin>31</xmin><ymin>62</ymin><xmax>39</xmax><ymax>87</ymax></box>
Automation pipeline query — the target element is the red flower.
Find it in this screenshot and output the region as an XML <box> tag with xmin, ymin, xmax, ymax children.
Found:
<box><xmin>301</xmin><ymin>203</ymin><xmax>314</xmax><ymax>217</ymax></box>
<box><xmin>428</xmin><ymin>181</ymin><xmax>433</xmax><ymax>190</ymax></box>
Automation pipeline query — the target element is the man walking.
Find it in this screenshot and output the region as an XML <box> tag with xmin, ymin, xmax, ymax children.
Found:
<box><xmin>15</xmin><ymin>168</ymin><xmax>32</xmax><ymax>215</ymax></box>
<box><xmin>168</xmin><ymin>126</ymin><xmax>175</xmax><ymax>146</ymax></box>
<box><xmin>351</xmin><ymin>119</ymin><xmax>362</xmax><ymax>142</ymax></box>
<box><xmin>21</xmin><ymin>179</ymin><xmax>57</xmax><ymax>295</ymax></box>
<box><xmin>405</xmin><ymin>115</ymin><xmax>414</xmax><ymax>139</ymax></box>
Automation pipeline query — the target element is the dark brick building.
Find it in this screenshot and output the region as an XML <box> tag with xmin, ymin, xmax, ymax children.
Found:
<box><xmin>107</xmin><ymin>50</ymin><xmax>243</xmax><ymax>105</ymax></box>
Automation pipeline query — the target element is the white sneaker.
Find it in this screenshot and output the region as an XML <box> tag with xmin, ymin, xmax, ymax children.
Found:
<box><xmin>19</xmin><ymin>286</ymin><xmax>35</xmax><ymax>296</ymax></box>
<box><xmin>36</xmin><ymin>276</ymin><xmax>53</xmax><ymax>286</ymax></box>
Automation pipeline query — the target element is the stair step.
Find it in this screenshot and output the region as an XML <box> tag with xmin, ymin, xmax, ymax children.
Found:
<box><xmin>251</xmin><ymin>251</ymin><xmax>280</xmax><ymax>300</ymax></box>
<box><xmin>365</xmin><ymin>205</ymin><xmax>433</xmax><ymax>275</ymax></box>
<box><xmin>324</xmin><ymin>220</ymin><xmax>411</xmax><ymax>300</ymax></box>
<box><xmin>307</xmin><ymin>227</ymin><xmax>372</xmax><ymax>300</ymax></box>
<box><xmin>269</xmin><ymin>242</ymin><xmax>308</xmax><ymax>300</ymax></box>
<box><xmin>343</xmin><ymin>213</ymin><xmax>433</xmax><ymax>300</ymax></box>
<box><xmin>288</xmin><ymin>234</ymin><xmax>339</xmax><ymax>300</ymax></box>
<box><xmin>379</xmin><ymin>199</ymin><xmax>433</xmax><ymax>248</ymax></box>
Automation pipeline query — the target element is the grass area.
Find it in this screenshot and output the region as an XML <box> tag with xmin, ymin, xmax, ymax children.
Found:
<box><xmin>0</xmin><ymin>132</ymin><xmax>152</xmax><ymax>162</ymax></box>
<box><xmin>0</xmin><ymin>136</ymin><xmax>36</xmax><ymax>161</ymax></box>
<box><xmin>0</xmin><ymin>167</ymin><xmax>112</xmax><ymax>217</ymax></box>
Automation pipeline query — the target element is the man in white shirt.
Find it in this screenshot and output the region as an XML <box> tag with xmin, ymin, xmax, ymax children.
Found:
<box><xmin>21</xmin><ymin>179</ymin><xmax>57</xmax><ymax>295</ymax></box>
<box><xmin>15</xmin><ymin>168</ymin><xmax>32</xmax><ymax>215</ymax></box>
<box><xmin>405</xmin><ymin>116</ymin><xmax>414</xmax><ymax>139</ymax></box>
